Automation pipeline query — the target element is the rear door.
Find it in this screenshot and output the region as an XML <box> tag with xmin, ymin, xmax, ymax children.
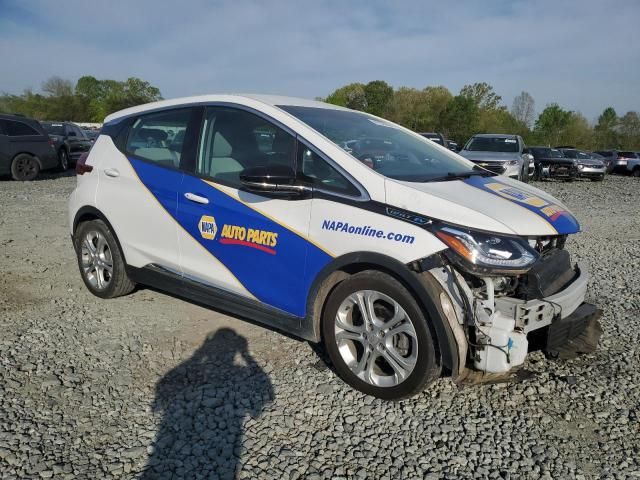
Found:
<box><xmin>95</xmin><ymin>107</ymin><xmax>200</xmax><ymax>272</ymax></box>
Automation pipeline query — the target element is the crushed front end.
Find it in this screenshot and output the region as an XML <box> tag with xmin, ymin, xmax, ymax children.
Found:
<box><xmin>419</xmin><ymin>229</ymin><xmax>602</xmax><ymax>379</ymax></box>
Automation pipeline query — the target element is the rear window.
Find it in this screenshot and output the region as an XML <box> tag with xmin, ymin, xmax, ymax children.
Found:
<box><xmin>465</xmin><ymin>136</ymin><xmax>519</xmax><ymax>153</ymax></box>
<box><xmin>2</xmin><ymin>119</ymin><xmax>40</xmax><ymax>136</ymax></box>
<box><xmin>42</xmin><ymin>122</ymin><xmax>65</xmax><ymax>136</ymax></box>
<box><xmin>595</xmin><ymin>151</ymin><xmax>613</xmax><ymax>157</ymax></box>
<box><xmin>618</xmin><ymin>151</ymin><xmax>637</xmax><ymax>158</ymax></box>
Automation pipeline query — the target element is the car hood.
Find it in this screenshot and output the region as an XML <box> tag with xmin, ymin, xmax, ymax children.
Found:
<box><xmin>577</xmin><ymin>158</ymin><xmax>604</xmax><ymax>167</ymax></box>
<box><xmin>536</xmin><ymin>157</ymin><xmax>575</xmax><ymax>165</ymax></box>
<box><xmin>385</xmin><ymin>175</ymin><xmax>580</xmax><ymax>236</ymax></box>
<box><xmin>459</xmin><ymin>150</ymin><xmax>521</xmax><ymax>162</ymax></box>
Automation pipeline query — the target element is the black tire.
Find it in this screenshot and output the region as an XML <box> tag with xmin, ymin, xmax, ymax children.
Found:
<box><xmin>321</xmin><ymin>270</ymin><xmax>439</xmax><ymax>400</ymax></box>
<box><xmin>58</xmin><ymin>149</ymin><xmax>69</xmax><ymax>171</ymax></box>
<box><xmin>519</xmin><ymin>164</ymin><xmax>530</xmax><ymax>183</ymax></box>
<box><xmin>10</xmin><ymin>153</ymin><xmax>40</xmax><ymax>181</ymax></box>
<box><xmin>74</xmin><ymin>219</ymin><xmax>135</xmax><ymax>299</ymax></box>
<box><xmin>632</xmin><ymin>168</ymin><xmax>640</xmax><ymax>178</ymax></box>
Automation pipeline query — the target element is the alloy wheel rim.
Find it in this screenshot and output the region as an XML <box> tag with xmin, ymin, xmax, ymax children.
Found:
<box><xmin>335</xmin><ymin>290</ymin><xmax>418</xmax><ymax>387</ymax></box>
<box><xmin>61</xmin><ymin>151</ymin><xmax>68</xmax><ymax>169</ymax></box>
<box><xmin>80</xmin><ymin>231</ymin><xmax>113</xmax><ymax>291</ymax></box>
<box><xmin>16</xmin><ymin>157</ymin><xmax>37</xmax><ymax>178</ymax></box>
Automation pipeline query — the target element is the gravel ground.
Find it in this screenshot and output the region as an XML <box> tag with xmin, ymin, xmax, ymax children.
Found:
<box><xmin>0</xmin><ymin>172</ymin><xmax>639</xmax><ymax>480</ymax></box>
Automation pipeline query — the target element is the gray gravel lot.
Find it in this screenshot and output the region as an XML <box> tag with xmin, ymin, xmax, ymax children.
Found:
<box><xmin>1</xmin><ymin>172</ymin><xmax>639</xmax><ymax>479</ymax></box>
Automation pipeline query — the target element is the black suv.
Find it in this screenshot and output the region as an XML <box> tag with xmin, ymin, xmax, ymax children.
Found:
<box><xmin>527</xmin><ymin>146</ymin><xmax>577</xmax><ymax>180</ymax></box>
<box><xmin>41</xmin><ymin>121</ymin><xmax>93</xmax><ymax>170</ymax></box>
<box><xmin>0</xmin><ymin>114</ymin><xmax>59</xmax><ymax>180</ymax></box>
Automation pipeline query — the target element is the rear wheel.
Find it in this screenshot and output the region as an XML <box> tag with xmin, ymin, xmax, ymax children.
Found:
<box><xmin>57</xmin><ymin>149</ymin><xmax>69</xmax><ymax>171</ymax></box>
<box><xmin>322</xmin><ymin>271</ymin><xmax>439</xmax><ymax>400</ymax></box>
<box><xmin>632</xmin><ymin>168</ymin><xmax>640</xmax><ymax>178</ymax></box>
<box><xmin>74</xmin><ymin>220</ymin><xmax>135</xmax><ymax>298</ymax></box>
<box><xmin>11</xmin><ymin>154</ymin><xmax>40</xmax><ymax>181</ymax></box>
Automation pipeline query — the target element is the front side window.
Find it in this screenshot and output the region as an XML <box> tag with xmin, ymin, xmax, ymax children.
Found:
<box><xmin>126</xmin><ymin>108</ymin><xmax>191</xmax><ymax>168</ymax></box>
<box><xmin>5</xmin><ymin>120</ymin><xmax>39</xmax><ymax>136</ymax></box>
<box><xmin>197</xmin><ymin>107</ymin><xmax>295</xmax><ymax>187</ymax></box>
<box><xmin>279</xmin><ymin>105</ymin><xmax>476</xmax><ymax>182</ymax></box>
<box><xmin>465</xmin><ymin>136</ymin><xmax>519</xmax><ymax>153</ymax></box>
<box><xmin>563</xmin><ymin>150</ymin><xmax>578</xmax><ymax>159</ymax></box>
<box><xmin>299</xmin><ymin>145</ymin><xmax>359</xmax><ymax>196</ymax></box>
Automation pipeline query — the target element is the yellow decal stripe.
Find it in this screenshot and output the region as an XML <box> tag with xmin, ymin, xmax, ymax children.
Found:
<box><xmin>202</xmin><ymin>179</ymin><xmax>336</xmax><ymax>257</ymax></box>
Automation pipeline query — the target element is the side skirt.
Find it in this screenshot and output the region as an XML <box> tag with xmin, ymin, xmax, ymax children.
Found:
<box><xmin>126</xmin><ymin>264</ymin><xmax>315</xmax><ymax>341</ymax></box>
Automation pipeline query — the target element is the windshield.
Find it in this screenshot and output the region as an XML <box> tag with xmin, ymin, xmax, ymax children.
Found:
<box><xmin>41</xmin><ymin>122</ymin><xmax>65</xmax><ymax>136</ymax></box>
<box><xmin>278</xmin><ymin>105</ymin><xmax>482</xmax><ymax>182</ymax></box>
<box><xmin>465</xmin><ymin>136</ymin><xmax>519</xmax><ymax>153</ymax></box>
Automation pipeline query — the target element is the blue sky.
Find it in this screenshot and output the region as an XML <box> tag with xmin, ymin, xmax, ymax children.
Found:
<box><xmin>0</xmin><ymin>0</ymin><xmax>638</xmax><ymax>121</ymax></box>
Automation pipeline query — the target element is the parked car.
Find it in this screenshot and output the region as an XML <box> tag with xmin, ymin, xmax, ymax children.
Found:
<box><xmin>41</xmin><ymin>121</ymin><xmax>93</xmax><ymax>170</ymax></box>
<box><xmin>418</xmin><ymin>132</ymin><xmax>447</xmax><ymax>147</ymax></box>
<box><xmin>592</xmin><ymin>150</ymin><xmax>621</xmax><ymax>174</ymax></box>
<box><xmin>459</xmin><ymin>134</ymin><xmax>534</xmax><ymax>182</ymax></box>
<box><xmin>0</xmin><ymin>114</ymin><xmax>59</xmax><ymax>180</ymax></box>
<box><xmin>627</xmin><ymin>158</ymin><xmax>640</xmax><ymax>177</ymax></box>
<box><xmin>446</xmin><ymin>140</ymin><xmax>459</xmax><ymax>152</ymax></box>
<box><xmin>69</xmin><ymin>95</ymin><xmax>601</xmax><ymax>399</ymax></box>
<box><xmin>610</xmin><ymin>151</ymin><xmax>639</xmax><ymax>174</ymax></box>
<box><xmin>526</xmin><ymin>146</ymin><xmax>577</xmax><ymax>181</ymax></box>
<box><xmin>557</xmin><ymin>148</ymin><xmax>606</xmax><ymax>181</ymax></box>
<box><xmin>82</xmin><ymin>128</ymin><xmax>99</xmax><ymax>143</ymax></box>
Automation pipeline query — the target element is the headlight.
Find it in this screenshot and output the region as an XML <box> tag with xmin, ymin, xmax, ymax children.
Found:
<box><xmin>434</xmin><ymin>226</ymin><xmax>539</xmax><ymax>274</ymax></box>
<box><xmin>506</xmin><ymin>160</ymin><xmax>519</xmax><ymax>166</ymax></box>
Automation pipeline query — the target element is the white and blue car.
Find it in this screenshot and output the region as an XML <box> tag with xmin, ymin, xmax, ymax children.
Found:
<box><xmin>69</xmin><ymin>95</ymin><xmax>601</xmax><ymax>399</ymax></box>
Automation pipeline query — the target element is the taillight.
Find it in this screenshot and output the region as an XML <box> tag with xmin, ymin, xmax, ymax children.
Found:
<box><xmin>75</xmin><ymin>152</ymin><xmax>93</xmax><ymax>175</ymax></box>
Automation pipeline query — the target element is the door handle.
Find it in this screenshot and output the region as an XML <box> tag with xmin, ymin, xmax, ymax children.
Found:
<box><xmin>104</xmin><ymin>168</ymin><xmax>120</xmax><ymax>178</ymax></box>
<box><xmin>184</xmin><ymin>192</ymin><xmax>209</xmax><ymax>205</ymax></box>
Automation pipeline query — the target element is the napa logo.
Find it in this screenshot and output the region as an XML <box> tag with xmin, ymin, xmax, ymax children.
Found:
<box><xmin>198</xmin><ymin>215</ymin><xmax>218</xmax><ymax>240</ymax></box>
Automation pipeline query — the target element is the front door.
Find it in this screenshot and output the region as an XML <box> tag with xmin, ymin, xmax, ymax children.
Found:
<box><xmin>177</xmin><ymin>106</ymin><xmax>319</xmax><ymax>317</ymax></box>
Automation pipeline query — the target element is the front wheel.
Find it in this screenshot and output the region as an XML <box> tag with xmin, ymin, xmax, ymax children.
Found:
<box><xmin>322</xmin><ymin>271</ymin><xmax>439</xmax><ymax>400</ymax></box>
<box><xmin>74</xmin><ymin>220</ymin><xmax>135</xmax><ymax>298</ymax></box>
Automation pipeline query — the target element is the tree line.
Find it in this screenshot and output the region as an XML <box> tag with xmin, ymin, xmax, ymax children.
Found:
<box><xmin>1</xmin><ymin>76</ymin><xmax>638</xmax><ymax>150</ymax></box>
<box><xmin>0</xmin><ymin>76</ymin><xmax>162</xmax><ymax>123</ymax></box>
<box><xmin>323</xmin><ymin>81</ymin><xmax>640</xmax><ymax>150</ymax></box>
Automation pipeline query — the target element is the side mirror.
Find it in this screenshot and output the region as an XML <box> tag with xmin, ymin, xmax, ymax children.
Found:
<box><xmin>240</xmin><ymin>165</ymin><xmax>310</xmax><ymax>197</ymax></box>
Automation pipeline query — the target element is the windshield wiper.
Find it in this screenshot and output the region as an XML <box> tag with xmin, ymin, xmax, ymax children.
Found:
<box><xmin>424</xmin><ymin>170</ymin><xmax>494</xmax><ymax>182</ymax></box>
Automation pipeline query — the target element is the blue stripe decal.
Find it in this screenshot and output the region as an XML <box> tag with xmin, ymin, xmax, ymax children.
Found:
<box><xmin>462</xmin><ymin>176</ymin><xmax>580</xmax><ymax>234</ymax></box>
<box><xmin>130</xmin><ymin>158</ymin><xmax>332</xmax><ymax>317</ymax></box>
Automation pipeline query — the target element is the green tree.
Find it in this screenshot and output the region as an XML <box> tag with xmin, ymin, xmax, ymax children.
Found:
<box><xmin>533</xmin><ymin>104</ymin><xmax>573</xmax><ymax>146</ymax></box>
<box><xmin>363</xmin><ymin>80</ymin><xmax>393</xmax><ymax>117</ymax></box>
<box><xmin>460</xmin><ymin>82</ymin><xmax>503</xmax><ymax>110</ymax></box>
<box><xmin>325</xmin><ymin>83</ymin><xmax>367</xmax><ymax>111</ymax></box>
<box><xmin>619</xmin><ymin>111</ymin><xmax>640</xmax><ymax>149</ymax></box>
<box><xmin>440</xmin><ymin>95</ymin><xmax>480</xmax><ymax>144</ymax></box>
<box><xmin>594</xmin><ymin>107</ymin><xmax>619</xmax><ymax>148</ymax></box>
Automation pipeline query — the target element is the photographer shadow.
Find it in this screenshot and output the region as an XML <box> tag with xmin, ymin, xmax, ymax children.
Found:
<box><xmin>141</xmin><ymin>328</ymin><xmax>273</xmax><ymax>480</ymax></box>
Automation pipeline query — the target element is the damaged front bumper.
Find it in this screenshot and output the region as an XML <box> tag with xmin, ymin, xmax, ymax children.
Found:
<box><xmin>429</xmin><ymin>261</ymin><xmax>602</xmax><ymax>378</ymax></box>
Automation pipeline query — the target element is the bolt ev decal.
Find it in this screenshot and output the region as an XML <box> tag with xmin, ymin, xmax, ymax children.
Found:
<box><xmin>198</xmin><ymin>215</ymin><xmax>218</xmax><ymax>240</ymax></box>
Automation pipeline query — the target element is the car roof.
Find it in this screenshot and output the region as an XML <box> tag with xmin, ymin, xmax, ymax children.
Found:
<box><xmin>103</xmin><ymin>94</ymin><xmax>347</xmax><ymax>124</ymax></box>
<box><xmin>470</xmin><ymin>133</ymin><xmax>518</xmax><ymax>138</ymax></box>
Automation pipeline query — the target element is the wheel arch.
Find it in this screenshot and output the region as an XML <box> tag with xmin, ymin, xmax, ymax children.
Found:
<box><xmin>305</xmin><ymin>251</ymin><xmax>458</xmax><ymax>375</ymax></box>
<box><xmin>73</xmin><ymin>206</ymin><xmax>128</xmax><ymax>265</ymax></box>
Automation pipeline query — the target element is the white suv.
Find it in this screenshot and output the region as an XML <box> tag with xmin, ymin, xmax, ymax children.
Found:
<box><xmin>69</xmin><ymin>95</ymin><xmax>601</xmax><ymax>399</ymax></box>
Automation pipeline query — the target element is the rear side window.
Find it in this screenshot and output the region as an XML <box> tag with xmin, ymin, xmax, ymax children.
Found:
<box><xmin>3</xmin><ymin>120</ymin><xmax>40</xmax><ymax>136</ymax></box>
<box><xmin>299</xmin><ymin>145</ymin><xmax>360</xmax><ymax>197</ymax></box>
<box><xmin>196</xmin><ymin>107</ymin><xmax>295</xmax><ymax>187</ymax></box>
<box><xmin>126</xmin><ymin>108</ymin><xmax>192</xmax><ymax>169</ymax></box>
